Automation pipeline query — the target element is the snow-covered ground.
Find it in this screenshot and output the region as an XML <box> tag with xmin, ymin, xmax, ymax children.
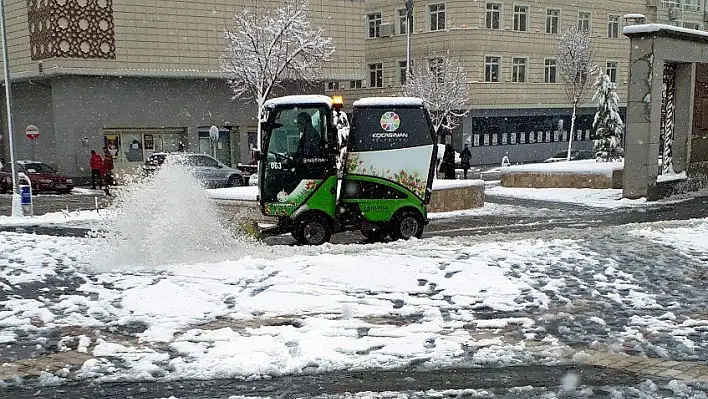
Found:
<box><xmin>0</xmin><ymin>209</ymin><xmax>111</xmax><ymax>227</ymax></box>
<box><xmin>2</xmin><ymin>217</ymin><xmax>708</xmax><ymax>386</ymax></box>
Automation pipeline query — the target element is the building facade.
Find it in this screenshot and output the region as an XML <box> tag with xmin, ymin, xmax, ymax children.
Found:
<box><xmin>0</xmin><ymin>0</ymin><xmax>364</xmax><ymax>179</ymax></box>
<box><xmin>327</xmin><ymin>0</ymin><xmax>707</xmax><ymax>165</ymax></box>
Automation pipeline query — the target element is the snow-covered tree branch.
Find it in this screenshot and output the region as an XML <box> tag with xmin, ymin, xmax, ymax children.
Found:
<box><xmin>592</xmin><ymin>72</ymin><xmax>624</xmax><ymax>162</ymax></box>
<box><xmin>220</xmin><ymin>0</ymin><xmax>335</xmax><ymax>148</ymax></box>
<box><xmin>403</xmin><ymin>49</ymin><xmax>469</xmax><ymax>135</ymax></box>
<box><xmin>557</xmin><ymin>26</ymin><xmax>596</xmax><ymax>161</ymax></box>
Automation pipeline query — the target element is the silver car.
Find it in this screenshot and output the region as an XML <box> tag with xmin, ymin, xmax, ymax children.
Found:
<box><xmin>142</xmin><ymin>153</ymin><xmax>247</xmax><ymax>187</ymax></box>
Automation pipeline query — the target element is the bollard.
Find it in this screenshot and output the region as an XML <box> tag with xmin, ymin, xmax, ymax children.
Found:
<box><xmin>19</xmin><ymin>183</ymin><xmax>33</xmax><ymax>216</ymax></box>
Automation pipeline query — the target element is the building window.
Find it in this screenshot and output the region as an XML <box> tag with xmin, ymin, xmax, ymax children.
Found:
<box><xmin>608</xmin><ymin>15</ymin><xmax>619</xmax><ymax>38</ymax></box>
<box><xmin>349</xmin><ymin>80</ymin><xmax>362</xmax><ymax>89</ymax></box>
<box><xmin>683</xmin><ymin>0</ymin><xmax>700</xmax><ymax>11</ymax></box>
<box><xmin>327</xmin><ymin>81</ymin><xmax>340</xmax><ymax>90</ymax></box>
<box><xmin>513</xmin><ymin>5</ymin><xmax>528</xmax><ymax>31</ymax></box>
<box><xmin>512</xmin><ymin>57</ymin><xmax>527</xmax><ymax>82</ymax></box>
<box><xmin>661</xmin><ymin>0</ymin><xmax>679</xmax><ymax>7</ymax></box>
<box><xmin>544</xmin><ymin>58</ymin><xmax>557</xmax><ymax>83</ymax></box>
<box><xmin>429</xmin><ymin>57</ymin><xmax>444</xmax><ymax>83</ymax></box>
<box><xmin>683</xmin><ymin>22</ymin><xmax>701</xmax><ymax>30</ymax></box>
<box><xmin>397</xmin><ymin>9</ymin><xmax>410</xmax><ymax>35</ymax></box>
<box><xmin>369</xmin><ymin>63</ymin><xmax>383</xmax><ymax>88</ymax></box>
<box><xmin>606</xmin><ymin>61</ymin><xmax>618</xmax><ymax>83</ymax></box>
<box><xmin>398</xmin><ymin>60</ymin><xmax>408</xmax><ymax>85</ymax></box>
<box><xmin>367</xmin><ymin>12</ymin><xmax>382</xmax><ymax>38</ymax></box>
<box><xmin>484</xmin><ymin>56</ymin><xmax>500</xmax><ymax>82</ymax></box>
<box><xmin>578</xmin><ymin>11</ymin><xmax>591</xmax><ymax>32</ymax></box>
<box><xmin>546</xmin><ymin>9</ymin><xmax>560</xmax><ymax>34</ymax></box>
<box><xmin>486</xmin><ymin>3</ymin><xmax>501</xmax><ymax>29</ymax></box>
<box><xmin>429</xmin><ymin>4</ymin><xmax>446</xmax><ymax>31</ymax></box>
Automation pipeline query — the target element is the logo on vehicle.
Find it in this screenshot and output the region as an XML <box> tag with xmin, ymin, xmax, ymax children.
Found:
<box><xmin>277</xmin><ymin>190</ymin><xmax>289</xmax><ymax>202</ymax></box>
<box><xmin>379</xmin><ymin>112</ymin><xmax>400</xmax><ymax>132</ymax></box>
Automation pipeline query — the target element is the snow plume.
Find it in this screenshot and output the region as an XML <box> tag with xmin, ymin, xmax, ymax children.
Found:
<box><xmin>403</xmin><ymin>48</ymin><xmax>469</xmax><ymax>134</ymax></box>
<box><xmin>592</xmin><ymin>72</ymin><xmax>624</xmax><ymax>161</ymax></box>
<box><xmin>221</xmin><ymin>0</ymin><xmax>335</xmax><ymax>147</ymax></box>
<box><xmin>88</xmin><ymin>162</ymin><xmax>260</xmax><ymax>270</ymax></box>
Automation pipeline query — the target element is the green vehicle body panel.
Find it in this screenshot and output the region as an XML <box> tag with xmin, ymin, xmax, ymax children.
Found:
<box><xmin>304</xmin><ymin>176</ymin><xmax>338</xmax><ymax>218</ymax></box>
<box><xmin>262</xmin><ymin>176</ymin><xmax>337</xmax><ymax>218</ymax></box>
<box><xmin>340</xmin><ymin>175</ymin><xmax>426</xmax><ymax>222</ymax></box>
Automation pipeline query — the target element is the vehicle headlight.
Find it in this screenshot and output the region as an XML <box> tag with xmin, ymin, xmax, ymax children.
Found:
<box><xmin>66</xmin><ymin>179</ymin><xmax>73</xmax><ymax>184</ymax></box>
<box><xmin>38</xmin><ymin>179</ymin><xmax>52</xmax><ymax>184</ymax></box>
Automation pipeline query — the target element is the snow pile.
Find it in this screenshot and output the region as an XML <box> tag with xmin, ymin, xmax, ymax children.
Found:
<box><xmin>486</xmin><ymin>186</ymin><xmax>646</xmax><ymax>209</ymax></box>
<box><xmin>0</xmin><ymin>209</ymin><xmax>111</xmax><ymax>227</ymax></box>
<box><xmin>500</xmin><ymin>159</ymin><xmax>623</xmax><ymax>177</ymax></box>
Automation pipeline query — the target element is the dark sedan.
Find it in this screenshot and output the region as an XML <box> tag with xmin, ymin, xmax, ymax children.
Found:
<box><xmin>0</xmin><ymin>161</ymin><xmax>74</xmax><ymax>194</ymax></box>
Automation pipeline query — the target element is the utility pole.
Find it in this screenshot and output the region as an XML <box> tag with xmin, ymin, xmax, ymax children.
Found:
<box><xmin>405</xmin><ymin>0</ymin><xmax>413</xmax><ymax>79</ymax></box>
<box><xmin>0</xmin><ymin>0</ymin><xmax>21</xmax><ymax>217</ymax></box>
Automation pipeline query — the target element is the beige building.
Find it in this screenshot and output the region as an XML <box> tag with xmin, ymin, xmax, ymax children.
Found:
<box><xmin>0</xmin><ymin>0</ymin><xmax>364</xmax><ymax>179</ymax></box>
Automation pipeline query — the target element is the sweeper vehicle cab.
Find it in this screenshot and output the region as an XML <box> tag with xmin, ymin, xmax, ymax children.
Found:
<box><xmin>256</xmin><ymin>95</ymin><xmax>437</xmax><ymax>245</ymax></box>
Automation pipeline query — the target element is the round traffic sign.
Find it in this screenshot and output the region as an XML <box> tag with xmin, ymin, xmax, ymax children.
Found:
<box><xmin>25</xmin><ymin>125</ymin><xmax>39</xmax><ymax>140</ymax></box>
<box><xmin>209</xmin><ymin>125</ymin><xmax>219</xmax><ymax>141</ymax></box>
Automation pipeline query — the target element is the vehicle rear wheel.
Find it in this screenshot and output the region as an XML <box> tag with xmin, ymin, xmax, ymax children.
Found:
<box><xmin>295</xmin><ymin>213</ymin><xmax>332</xmax><ymax>245</ymax></box>
<box><xmin>361</xmin><ymin>227</ymin><xmax>389</xmax><ymax>242</ymax></box>
<box><xmin>390</xmin><ymin>210</ymin><xmax>424</xmax><ymax>240</ymax></box>
<box><xmin>228</xmin><ymin>175</ymin><xmax>244</xmax><ymax>187</ymax></box>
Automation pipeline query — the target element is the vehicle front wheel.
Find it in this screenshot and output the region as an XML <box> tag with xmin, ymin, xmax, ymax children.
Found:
<box><xmin>294</xmin><ymin>213</ymin><xmax>332</xmax><ymax>245</ymax></box>
<box><xmin>227</xmin><ymin>175</ymin><xmax>244</xmax><ymax>187</ymax></box>
<box><xmin>390</xmin><ymin>210</ymin><xmax>424</xmax><ymax>241</ymax></box>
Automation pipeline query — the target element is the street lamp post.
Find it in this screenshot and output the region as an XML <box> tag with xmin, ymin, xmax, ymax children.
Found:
<box><xmin>405</xmin><ymin>0</ymin><xmax>413</xmax><ymax>79</ymax></box>
<box><xmin>0</xmin><ymin>0</ymin><xmax>21</xmax><ymax>217</ymax></box>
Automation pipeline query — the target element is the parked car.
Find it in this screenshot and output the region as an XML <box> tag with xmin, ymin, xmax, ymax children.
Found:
<box><xmin>0</xmin><ymin>161</ymin><xmax>74</xmax><ymax>194</ymax></box>
<box><xmin>543</xmin><ymin>149</ymin><xmax>595</xmax><ymax>163</ymax></box>
<box><xmin>142</xmin><ymin>152</ymin><xmax>247</xmax><ymax>187</ymax></box>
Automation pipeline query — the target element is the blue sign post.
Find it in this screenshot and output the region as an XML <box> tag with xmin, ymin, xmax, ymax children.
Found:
<box><xmin>19</xmin><ymin>184</ymin><xmax>32</xmax><ymax>216</ymax></box>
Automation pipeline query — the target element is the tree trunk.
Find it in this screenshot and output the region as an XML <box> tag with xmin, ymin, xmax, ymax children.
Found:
<box><xmin>256</xmin><ymin>101</ymin><xmax>264</xmax><ymax>151</ymax></box>
<box><xmin>566</xmin><ymin>102</ymin><xmax>577</xmax><ymax>161</ymax></box>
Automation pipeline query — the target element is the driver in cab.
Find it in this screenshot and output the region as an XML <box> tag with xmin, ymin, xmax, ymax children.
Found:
<box><xmin>295</xmin><ymin>112</ymin><xmax>321</xmax><ymax>159</ymax></box>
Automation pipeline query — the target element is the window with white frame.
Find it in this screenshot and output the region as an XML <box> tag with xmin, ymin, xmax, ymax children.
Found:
<box><xmin>684</xmin><ymin>0</ymin><xmax>700</xmax><ymax>11</ymax></box>
<box><xmin>661</xmin><ymin>0</ymin><xmax>679</xmax><ymax>7</ymax></box>
<box><xmin>485</xmin><ymin>56</ymin><xmax>500</xmax><ymax>82</ymax></box>
<box><xmin>369</xmin><ymin>63</ymin><xmax>383</xmax><ymax>88</ymax></box>
<box><xmin>349</xmin><ymin>80</ymin><xmax>362</xmax><ymax>89</ymax></box>
<box><xmin>544</xmin><ymin>58</ymin><xmax>557</xmax><ymax>83</ymax></box>
<box><xmin>429</xmin><ymin>4</ymin><xmax>446</xmax><ymax>31</ymax></box>
<box><xmin>546</xmin><ymin>9</ymin><xmax>560</xmax><ymax>34</ymax></box>
<box><xmin>327</xmin><ymin>81</ymin><xmax>340</xmax><ymax>90</ymax></box>
<box><xmin>608</xmin><ymin>15</ymin><xmax>619</xmax><ymax>38</ymax></box>
<box><xmin>513</xmin><ymin>5</ymin><xmax>528</xmax><ymax>31</ymax></box>
<box><xmin>398</xmin><ymin>60</ymin><xmax>408</xmax><ymax>85</ymax></box>
<box><xmin>367</xmin><ymin>13</ymin><xmax>381</xmax><ymax>38</ymax></box>
<box><xmin>486</xmin><ymin>3</ymin><xmax>501</xmax><ymax>29</ymax></box>
<box><xmin>429</xmin><ymin>57</ymin><xmax>444</xmax><ymax>83</ymax></box>
<box><xmin>397</xmin><ymin>9</ymin><xmax>410</xmax><ymax>35</ymax></box>
<box><xmin>512</xmin><ymin>57</ymin><xmax>527</xmax><ymax>83</ymax></box>
<box><xmin>578</xmin><ymin>11</ymin><xmax>591</xmax><ymax>32</ymax></box>
<box><xmin>606</xmin><ymin>61</ymin><xmax>618</xmax><ymax>83</ymax></box>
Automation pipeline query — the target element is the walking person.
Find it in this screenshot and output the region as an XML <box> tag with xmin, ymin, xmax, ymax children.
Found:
<box><xmin>460</xmin><ymin>144</ymin><xmax>472</xmax><ymax>179</ymax></box>
<box><xmin>101</xmin><ymin>148</ymin><xmax>114</xmax><ymax>196</ymax></box>
<box><xmin>442</xmin><ymin>144</ymin><xmax>456</xmax><ymax>180</ymax></box>
<box><xmin>89</xmin><ymin>150</ymin><xmax>103</xmax><ymax>190</ymax></box>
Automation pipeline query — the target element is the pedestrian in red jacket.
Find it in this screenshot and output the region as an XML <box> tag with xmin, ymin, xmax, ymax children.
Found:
<box><xmin>89</xmin><ymin>150</ymin><xmax>103</xmax><ymax>190</ymax></box>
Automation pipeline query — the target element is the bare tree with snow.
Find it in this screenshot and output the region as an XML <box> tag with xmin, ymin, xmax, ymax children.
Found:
<box><xmin>221</xmin><ymin>0</ymin><xmax>335</xmax><ymax>148</ymax></box>
<box><xmin>403</xmin><ymin>49</ymin><xmax>469</xmax><ymax>138</ymax></box>
<box><xmin>592</xmin><ymin>72</ymin><xmax>624</xmax><ymax>161</ymax></box>
<box><xmin>557</xmin><ymin>25</ymin><xmax>596</xmax><ymax>161</ymax></box>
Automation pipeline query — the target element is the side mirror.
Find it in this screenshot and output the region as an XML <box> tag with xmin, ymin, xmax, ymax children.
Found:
<box><xmin>253</xmin><ymin>150</ymin><xmax>262</xmax><ymax>162</ymax></box>
<box><xmin>217</xmin><ymin>163</ymin><xmax>224</xmax><ymax>169</ymax></box>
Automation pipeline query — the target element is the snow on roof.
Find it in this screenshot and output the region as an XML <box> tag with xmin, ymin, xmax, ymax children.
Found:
<box><xmin>622</xmin><ymin>13</ymin><xmax>646</xmax><ymax>20</ymax></box>
<box><xmin>623</xmin><ymin>23</ymin><xmax>708</xmax><ymax>39</ymax></box>
<box><xmin>500</xmin><ymin>159</ymin><xmax>624</xmax><ymax>178</ymax></box>
<box><xmin>263</xmin><ymin>95</ymin><xmax>333</xmax><ymax>108</ymax></box>
<box><xmin>353</xmin><ymin>97</ymin><xmax>424</xmax><ymax>108</ymax></box>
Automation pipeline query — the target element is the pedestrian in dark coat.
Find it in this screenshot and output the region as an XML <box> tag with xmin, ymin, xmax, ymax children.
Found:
<box><xmin>460</xmin><ymin>144</ymin><xmax>472</xmax><ymax>179</ymax></box>
<box><xmin>442</xmin><ymin>144</ymin><xmax>456</xmax><ymax>179</ymax></box>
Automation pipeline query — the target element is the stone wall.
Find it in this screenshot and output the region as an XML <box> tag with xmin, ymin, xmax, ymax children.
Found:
<box><xmin>501</xmin><ymin>170</ymin><xmax>624</xmax><ymax>189</ymax></box>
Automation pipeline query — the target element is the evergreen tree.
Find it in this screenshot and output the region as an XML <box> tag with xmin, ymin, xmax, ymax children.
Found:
<box><xmin>592</xmin><ymin>72</ymin><xmax>624</xmax><ymax>161</ymax></box>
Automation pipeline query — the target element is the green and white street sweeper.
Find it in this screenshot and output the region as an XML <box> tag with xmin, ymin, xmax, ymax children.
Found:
<box><xmin>256</xmin><ymin>94</ymin><xmax>438</xmax><ymax>245</ymax></box>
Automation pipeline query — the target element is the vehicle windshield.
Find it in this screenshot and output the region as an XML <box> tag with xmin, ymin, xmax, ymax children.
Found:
<box><xmin>21</xmin><ymin>162</ymin><xmax>55</xmax><ymax>173</ymax></box>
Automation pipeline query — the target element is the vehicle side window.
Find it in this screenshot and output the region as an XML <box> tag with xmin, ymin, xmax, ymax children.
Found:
<box><xmin>201</xmin><ymin>157</ymin><xmax>219</xmax><ymax>168</ymax></box>
<box><xmin>342</xmin><ymin>180</ymin><xmax>408</xmax><ymax>200</ymax></box>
